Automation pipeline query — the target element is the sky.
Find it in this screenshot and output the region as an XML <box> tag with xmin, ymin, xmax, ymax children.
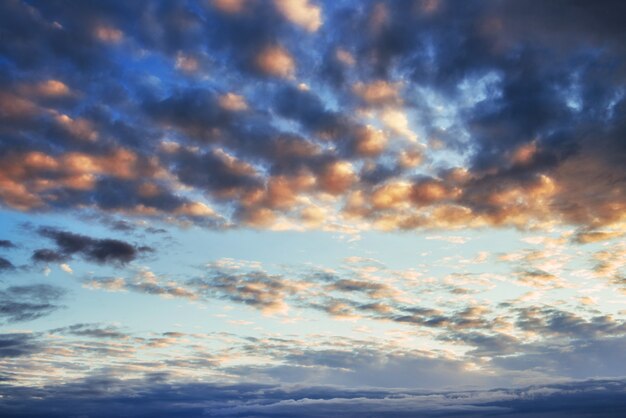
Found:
<box><xmin>0</xmin><ymin>0</ymin><xmax>625</xmax><ymax>416</ymax></box>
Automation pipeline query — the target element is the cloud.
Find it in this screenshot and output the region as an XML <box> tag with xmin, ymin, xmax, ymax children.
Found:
<box><xmin>94</xmin><ymin>25</ymin><xmax>124</xmax><ymax>44</ymax></box>
<box><xmin>0</xmin><ymin>284</ymin><xmax>65</xmax><ymax>323</ymax></box>
<box><xmin>83</xmin><ymin>270</ymin><xmax>197</xmax><ymax>301</ymax></box>
<box><xmin>494</xmin><ymin>336</ymin><xmax>626</xmax><ymax>380</ymax></box>
<box><xmin>71</xmin><ymin>252</ymin><xmax>626</xmax><ymax>368</ymax></box>
<box><xmin>33</xmin><ymin>227</ymin><xmax>152</xmax><ymax>266</ymax></box>
<box><xmin>167</xmin><ymin>147</ymin><xmax>262</xmax><ymax>199</ymax></box>
<box><xmin>218</xmin><ymin>93</ymin><xmax>249</xmax><ymax>112</ymax></box>
<box><xmin>352</xmin><ymin>125</ymin><xmax>387</xmax><ymax>157</ymax></box>
<box><xmin>188</xmin><ymin>269</ymin><xmax>307</xmax><ymax>314</ymax></box>
<box><xmin>0</xmin><ymin>240</ymin><xmax>16</xmax><ymax>249</ymax></box>
<box><xmin>17</xmin><ymin>79</ymin><xmax>72</xmax><ymax>98</ymax></box>
<box><xmin>50</xmin><ymin>323</ymin><xmax>129</xmax><ymax>340</ymax></box>
<box><xmin>0</xmin><ymin>376</ymin><xmax>625</xmax><ymax>418</ymax></box>
<box><xmin>380</xmin><ymin>108</ymin><xmax>418</xmax><ymax>142</ymax></box>
<box><xmin>318</xmin><ymin>161</ymin><xmax>356</xmax><ymax>195</ymax></box>
<box><xmin>273</xmin><ymin>85</ymin><xmax>345</xmax><ymax>135</ymax></box>
<box><xmin>254</xmin><ymin>45</ymin><xmax>296</xmax><ymax>78</ymax></box>
<box><xmin>273</xmin><ymin>0</ymin><xmax>322</xmax><ymax>32</ymax></box>
<box><xmin>515</xmin><ymin>268</ymin><xmax>564</xmax><ymax>289</ymax></box>
<box><xmin>512</xmin><ymin>306</ymin><xmax>626</xmax><ymax>340</ymax></box>
<box><xmin>59</xmin><ymin>263</ymin><xmax>73</xmax><ymax>274</ymax></box>
<box><xmin>144</xmin><ymin>88</ymin><xmax>235</xmax><ymax>139</ymax></box>
<box><xmin>572</xmin><ymin>229</ymin><xmax>624</xmax><ymax>244</ymax></box>
<box><xmin>0</xmin><ymin>0</ymin><xmax>623</xmax><ymax>235</ymax></box>
<box><xmin>0</xmin><ymin>256</ymin><xmax>15</xmax><ymax>271</ymax></box>
<box><xmin>0</xmin><ymin>333</ymin><xmax>42</xmax><ymax>358</ymax></box>
<box><xmin>31</xmin><ymin>249</ymin><xmax>68</xmax><ymax>264</ymax></box>
<box><xmin>211</xmin><ymin>0</ymin><xmax>248</xmax><ymax>15</ymax></box>
<box><xmin>353</xmin><ymin>80</ymin><xmax>402</xmax><ymax>106</ymax></box>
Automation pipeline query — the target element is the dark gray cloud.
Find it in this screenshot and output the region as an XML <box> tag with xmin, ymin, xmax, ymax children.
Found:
<box><xmin>50</xmin><ymin>323</ymin><xmax>129</xmax><ymax>340</ymax></box>
<box><xmin>0</xmin><ymin>240</ymin><xmax>16</xmax><ymax>249</ymax></box>
<box><xmin>143</xmin><ymin>88</ymin><xmax>235</xmax><ymax>141</ymax></box>
<box><xmin>0</xmin><ymin>256</ymin><xmax>15</xmax><ymax>271</ymax></box>
<box><xmin>0</xmin><ymin>333</ymin><xmax>42</xmax><ymax>358</ymax></box>
<box><xmin>90</xmin><ymin>178</ymin><xmax>186</xmax><ymax>213</ymax></box>
<box><xmin>512</xmin><ymin>306</ymin><xmax>626</xmax><ymax>339</ymax></box>
<box><xmin>273</xmin><ymin>85</ymin><xmax>347</xmax><ymax>136</ymax></box>
<box><xmin>33</xmin><ymin>227</ymin><xmax>152</xmax><ymax>266</ymax></box>
<box><xmin>167</xmin><ymin>148</ymin><xmax>263</xmax><ymax>199</ymax></box>
<box><xmin>31</xmin><ymin>249</ymin><xmax>68</xmax><ymax>264</ymax></box>
<box><xmin>0</xmin><ymin>376</ymin><xmax>624</xmax><ymax>418</ymax></box>
<box><xmin>0</xmin><ymin>284</ymin><xmax>65</xmax><ymax>323</ymax></box>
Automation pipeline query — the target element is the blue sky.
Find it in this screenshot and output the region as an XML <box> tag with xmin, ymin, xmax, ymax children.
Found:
<box><xmin>0</xmin><ymin>1</ymin><xmax>625</xmax><ymax>416</ymax></box>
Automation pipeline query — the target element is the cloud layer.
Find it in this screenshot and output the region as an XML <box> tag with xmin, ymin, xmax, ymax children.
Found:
<box><xmin>0</xmin><ymin>0</ymin><xmax>623</xmax><ymax>234</ymax></box>
<box><xmin>1</xmin><ymin>376</ymin><xmax>625</xmax><ymax>418</ymax></box>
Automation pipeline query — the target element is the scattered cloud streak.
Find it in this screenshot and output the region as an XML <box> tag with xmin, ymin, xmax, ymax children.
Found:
<box><xmin>0</xmin><ymin>284</ymin><xmax>65</xmax><ymax>323</ymax></box>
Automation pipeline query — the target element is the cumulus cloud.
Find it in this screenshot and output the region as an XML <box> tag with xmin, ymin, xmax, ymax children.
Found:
<box><xmin>18</xmin><ymin>80</ymin><xmax>72</xmax><ymax>98</ymax></box>
<box><xmin>254</xmin><ymin>45</ymin><xmax>296</xmax><ymax>78</ymax></box>
<box><xmin>353</xmin><ymin>80</ymin><xmax>402</xmax><ymax>105</ymax></box>
<box><xmin>273</xmin><ymin>0</ymin><xmax>322</xmax><ymax>32</ymax></box>
<box><xmin>218</xmin><ymin>92</ymin><xmax>249</xmax><ymax>111</ymax></box>
<box><xmin>211</xmin><ymin>0</ymin><xmax>248</xmax><ymax>15</ymax></box>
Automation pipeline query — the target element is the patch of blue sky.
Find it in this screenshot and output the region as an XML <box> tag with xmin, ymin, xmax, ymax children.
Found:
<box><xmin>457</xmin><ymin>70</ymin><xmax>503</xmax><ymax>108</ymax></box>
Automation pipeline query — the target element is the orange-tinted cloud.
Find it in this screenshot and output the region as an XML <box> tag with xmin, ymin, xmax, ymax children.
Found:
<box><xmin>255</xmin><ymin>45</ymin><xmax>296</xmax><ymax>78</ymax></box>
